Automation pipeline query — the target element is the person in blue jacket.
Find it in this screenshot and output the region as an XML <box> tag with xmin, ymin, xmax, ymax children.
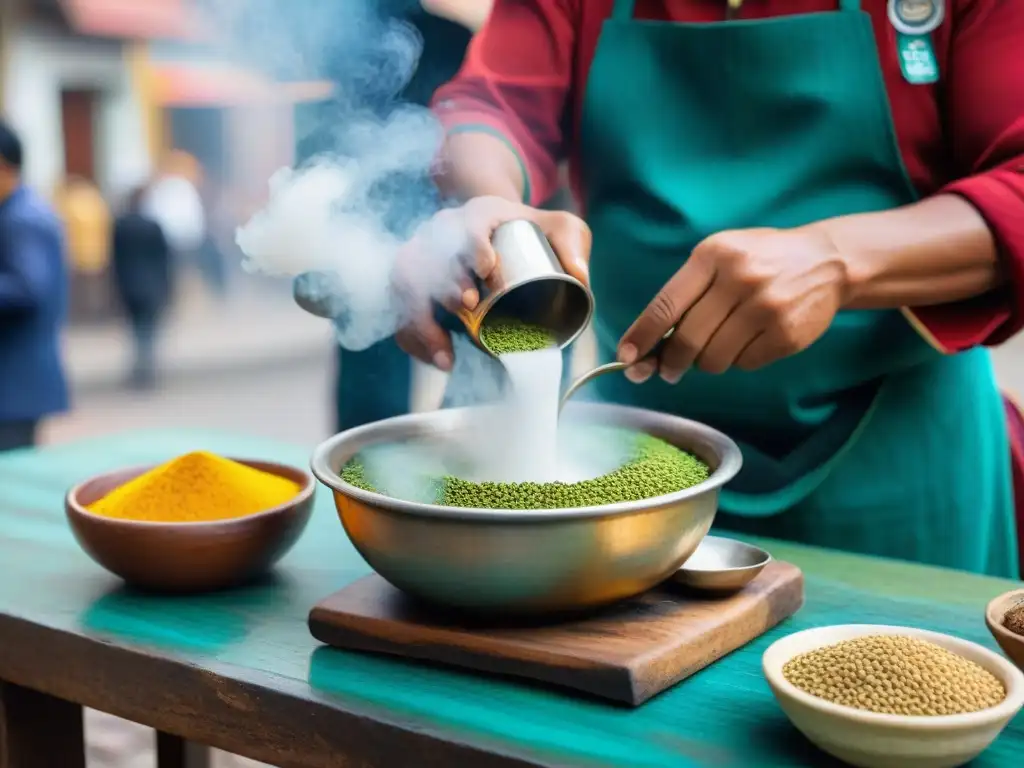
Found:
<box><xmin>0</xmin><ymin>121</ymin><xmax>69</xmax><ymax>450</ymax></box>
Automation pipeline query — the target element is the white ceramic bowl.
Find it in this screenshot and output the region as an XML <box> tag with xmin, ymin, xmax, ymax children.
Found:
<box><xmin>763</xmin><ymin>624</ymin><xmax>1024</xmax><ymax>768</ymax></box>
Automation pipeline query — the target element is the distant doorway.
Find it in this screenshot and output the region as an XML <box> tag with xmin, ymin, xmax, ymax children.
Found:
<box><xmin>61</xmin><ymin>88</ymin><xmax>99</xmax><ymax>182</ymax></box>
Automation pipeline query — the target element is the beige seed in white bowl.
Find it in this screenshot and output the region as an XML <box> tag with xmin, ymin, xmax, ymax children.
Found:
<box><xmin>763</xmin><ymin>625</ymin><xmax>1024</xmax><ymax>768</ymax></box>
<box><xmin>782</xmin><ymin>635</ymin><xmax>1006</xmax><ymax>716</ymax></box>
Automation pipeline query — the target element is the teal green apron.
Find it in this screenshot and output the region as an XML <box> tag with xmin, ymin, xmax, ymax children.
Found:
<box><xmin>582</xmin><ymin>0</ymin><xmax>1019</xmax><ymax>577</ymax></box>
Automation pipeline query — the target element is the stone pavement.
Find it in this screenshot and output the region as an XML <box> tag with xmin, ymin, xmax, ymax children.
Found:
<box><xmin>62</xmin><ymin>277</ymin><xmax>333</xmax><ymax>395</ymax></box>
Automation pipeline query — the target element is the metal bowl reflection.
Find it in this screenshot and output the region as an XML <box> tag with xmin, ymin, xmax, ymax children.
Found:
<box><xmin>310</xmin><ymin>402</ymin><xmax>742</xmax><ymax>615</ymax></box>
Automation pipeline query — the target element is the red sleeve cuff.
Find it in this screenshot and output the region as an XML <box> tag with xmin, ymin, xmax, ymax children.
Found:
<box><xmin>905</xmin><ymin>172</ymin><xmax>1024</xmax><ymax>352</ymax></box>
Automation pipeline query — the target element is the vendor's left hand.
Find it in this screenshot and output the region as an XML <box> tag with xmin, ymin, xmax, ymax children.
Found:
<box><xmin>618</xmin><ymin>226</ymin><xmax>851</xmax><ymax>384</ymax></box>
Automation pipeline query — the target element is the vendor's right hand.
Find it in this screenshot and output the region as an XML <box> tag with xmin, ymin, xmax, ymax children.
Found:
<box><xmin>393</xmin><ymin>196</ymin><xmax>590</xmax><ymax>372</ymax></box>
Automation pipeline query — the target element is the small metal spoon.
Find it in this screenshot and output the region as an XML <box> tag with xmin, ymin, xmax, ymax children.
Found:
<box><xmin>559</xmin><ymin>333</ymin><xmax>672</xmax><ymax>413</ymax></box>
<box><xmin>671</xmin><ymin>536</ymin><xmax>772</xmax><ymax>594</ymax></box>
<box><xmin>559</xmin><ymin>360</ymin><xmax>631</xmax><ymax>411</ymax></box>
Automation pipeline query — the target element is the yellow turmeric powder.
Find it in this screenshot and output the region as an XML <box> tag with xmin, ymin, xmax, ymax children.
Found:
<box><xmin>87</xmin><ymin>451</ymin><xmax>300</xmax><ymax>522</ymax></box>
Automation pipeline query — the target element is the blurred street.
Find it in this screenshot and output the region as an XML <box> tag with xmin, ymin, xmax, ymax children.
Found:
<box><xmin>49</xmin><ymin>340</ymin><xmax>332</xmax><ymax>446</ymax></box>
<box><xmin>46</xmin><ymin>276</ymin><xmax>335</xmax><ymax>448</ymax></box>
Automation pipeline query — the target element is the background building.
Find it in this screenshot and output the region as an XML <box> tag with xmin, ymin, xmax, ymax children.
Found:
<box><xmin>1</xmin><ymin>0</ymin><xmax>330</xmax><ymax>322</ymax></box>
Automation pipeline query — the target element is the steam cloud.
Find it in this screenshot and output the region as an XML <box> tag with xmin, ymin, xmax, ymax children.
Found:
<box><xmin>227</xmin><ymin>0</ymin><xmax>461</xmax><ymax>351</ymax></box>
<box><xmin>214</xmin><ymin>1</ymin><xmax>632</xmax><ymax>488</ymax></box>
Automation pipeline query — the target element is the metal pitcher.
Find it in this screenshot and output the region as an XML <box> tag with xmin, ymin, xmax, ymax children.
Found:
<box><xmin>458</xmin><ymin>219</ymin><xmax>593</xmax><ymax>352</ymax></box>
<box><xmin>293</xmin><ymin>219</ymin><xmax>594</xmax><ymax>354</ymax></box>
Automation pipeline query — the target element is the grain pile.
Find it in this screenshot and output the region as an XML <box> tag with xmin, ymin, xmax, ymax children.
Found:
<box><xmin>783</xmin><ymin>635</ymin><xmax>1006</xmax><ymax>716</ymax></box>
<box><xmin>87</xmin><ymin>452</ymin><xmax>300</xmax><ymax>523</ymax></box>
<box><xmin>480</xmin><ymin>320</ymin><xmax>557</xmax><ymax>354</ymax></box>
<box><xmin>1004</xmin><ymin>605</ymin><xmax>1024</xmax><ymax>637</ymax></box>
<box><xmin>341</xmin><ymin>431</ymin><xmax>710</xmax><ymax>509</ymax></box>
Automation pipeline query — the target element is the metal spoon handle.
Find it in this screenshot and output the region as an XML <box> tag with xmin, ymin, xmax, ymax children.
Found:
<box><xmin>559</xmin><ymin>332</ymin><xmax>674</xmax><ymax>413</ymax></box>
<box><xmin>559</xmin><ymin>361</ymin><xmax>629</xmax><ymax>412</ymax></box>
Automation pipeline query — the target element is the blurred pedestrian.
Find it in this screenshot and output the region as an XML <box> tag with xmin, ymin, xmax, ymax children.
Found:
<box><xmin>142</xmin><ymin>151</ymin><xmax>205</xmax><ymax>254</ymax></box>
<box><xmin>0</xmin><ymin>121</ymin><xmax>69</xmax><ymax>450</ymax></box>
<box><xmin>142</xmin><ymin>151</ymin><xmax>213</xmax><ymax>295</ymax></box>
<box><xmin>53</xmin><ymin>174</ymin><xmax>112</xmax><ymax>322</ymax></box>
<box><xmin>111</xmin><ymin>185</ymin><xmax>173</xmax><ymax>390</ymax></box>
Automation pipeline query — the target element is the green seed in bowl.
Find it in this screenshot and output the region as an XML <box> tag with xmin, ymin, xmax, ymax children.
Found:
<box><xmin>341</xmin><ymin>430</ymin><xmax>710</xmax><ymax>510</ymax></box>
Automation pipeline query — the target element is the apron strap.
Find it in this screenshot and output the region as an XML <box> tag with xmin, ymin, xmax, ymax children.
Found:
<box><xmin>611</xmin><ymin>0</ymin><xmax>636</xmax><ymax>20</ymax></box>
<box><xmin>613</xmin><ymin>0</ymin><xmax>861</xmax><ymax>18</ymax></box>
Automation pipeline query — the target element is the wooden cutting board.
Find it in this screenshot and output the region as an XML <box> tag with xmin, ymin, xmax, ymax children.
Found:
<box><xmin>308</xmin><ymin>560</ymin><xmax>804</xmax><ymax>706</ymax></box>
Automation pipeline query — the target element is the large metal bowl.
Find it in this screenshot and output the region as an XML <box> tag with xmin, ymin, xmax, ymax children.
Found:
<box><xmin>310</xmin><ymin>402</ymin><xmax>742</xmax><ymax>615</ymax></box>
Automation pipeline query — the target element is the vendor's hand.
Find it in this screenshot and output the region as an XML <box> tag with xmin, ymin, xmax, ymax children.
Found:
<box><xmin>393</xmin><ymin>196</ymin><xmax>591</xmax><ymax>371</ymax></box>
<box><xmin>619</xmin><ymin>226</ymin><xmax>850</xmax><ymax>384</ymax></box>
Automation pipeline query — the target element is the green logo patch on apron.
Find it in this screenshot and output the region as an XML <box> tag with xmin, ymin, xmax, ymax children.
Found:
<box><xmin>897</xmin><ymin>33</ymin><xmax>939</xmax><ymax>84</ymax></box>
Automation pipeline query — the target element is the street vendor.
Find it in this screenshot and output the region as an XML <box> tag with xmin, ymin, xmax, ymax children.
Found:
<box><xmin>395</xmin><ymin>0</ymin><xmax>1024</xmax><ymax>578</ymax></box>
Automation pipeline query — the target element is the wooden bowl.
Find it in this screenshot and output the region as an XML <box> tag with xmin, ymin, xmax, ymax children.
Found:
<box><xmin>763</xmin><ymin>624</ymin><xmax>1024</xmax><ymax>768</ymax></box>
<box><xmin>986</xmin><ymin>589</ymin><xmax>1024</xmax><ymax>670</ymax></box>
<box><xmin>66</xmin><ymin>459</ymin><xmax>315</xmax><ymax>593</ymax></box>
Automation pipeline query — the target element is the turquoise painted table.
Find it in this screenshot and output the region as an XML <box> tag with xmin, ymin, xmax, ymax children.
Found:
<box><xmin>0</xmin><ymin>429</ymin><xmax>1021</xmax><ymax>767</ymax></box>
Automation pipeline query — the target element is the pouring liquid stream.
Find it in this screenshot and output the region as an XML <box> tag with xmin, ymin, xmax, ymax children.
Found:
<box><xmin>490</xmin><ymin>348</ymin><xmax>564</xmax><ymax>483</ymax></box>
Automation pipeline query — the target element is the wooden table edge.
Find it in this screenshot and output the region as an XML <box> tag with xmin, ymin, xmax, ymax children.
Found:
<box><xmin>0</xmin><ymin>612</ymin><xmax>555</xmax><ymax>768</ymax></box>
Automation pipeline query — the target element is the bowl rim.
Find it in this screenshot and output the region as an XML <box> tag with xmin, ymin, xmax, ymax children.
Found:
<box><xmin>65</xmin><ymin>456</ymin><xmax>316</xmax><ymax>528</ymax></box>
<box><xmin>986</xmin><ymin>588</ymin><xmax>1024</xmax><ymax>647</ymax></box>
<box><xmin>309</xmin><ymin>402</ymin><xmax>743</xmax><ymax>522</ymax></box>
<box><xmin>762</xmin><ymin>624</ymin><xmax>1024</xmax><ymax>730</ymax></box>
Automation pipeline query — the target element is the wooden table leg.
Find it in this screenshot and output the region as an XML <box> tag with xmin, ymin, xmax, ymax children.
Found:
<box><xmin>156</xmin><ymin>731</ymin><xmax>212</xmax><ymax>768</ymax></box>
<box><xmin>0</xmin><ymin>681</ymin><xmax>85</xmax><ymax>768</ymax></box>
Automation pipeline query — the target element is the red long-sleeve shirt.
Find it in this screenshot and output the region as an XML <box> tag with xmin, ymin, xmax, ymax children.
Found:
<box><xmin>432</xmin><ymin>0</ymin><xmax>1024</xmax><ymax>352</ymax></box>
<box><xmin>435</xmin><ymin>0</ymin><xmax>1024</xmax><ymax>570</ymax></box>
